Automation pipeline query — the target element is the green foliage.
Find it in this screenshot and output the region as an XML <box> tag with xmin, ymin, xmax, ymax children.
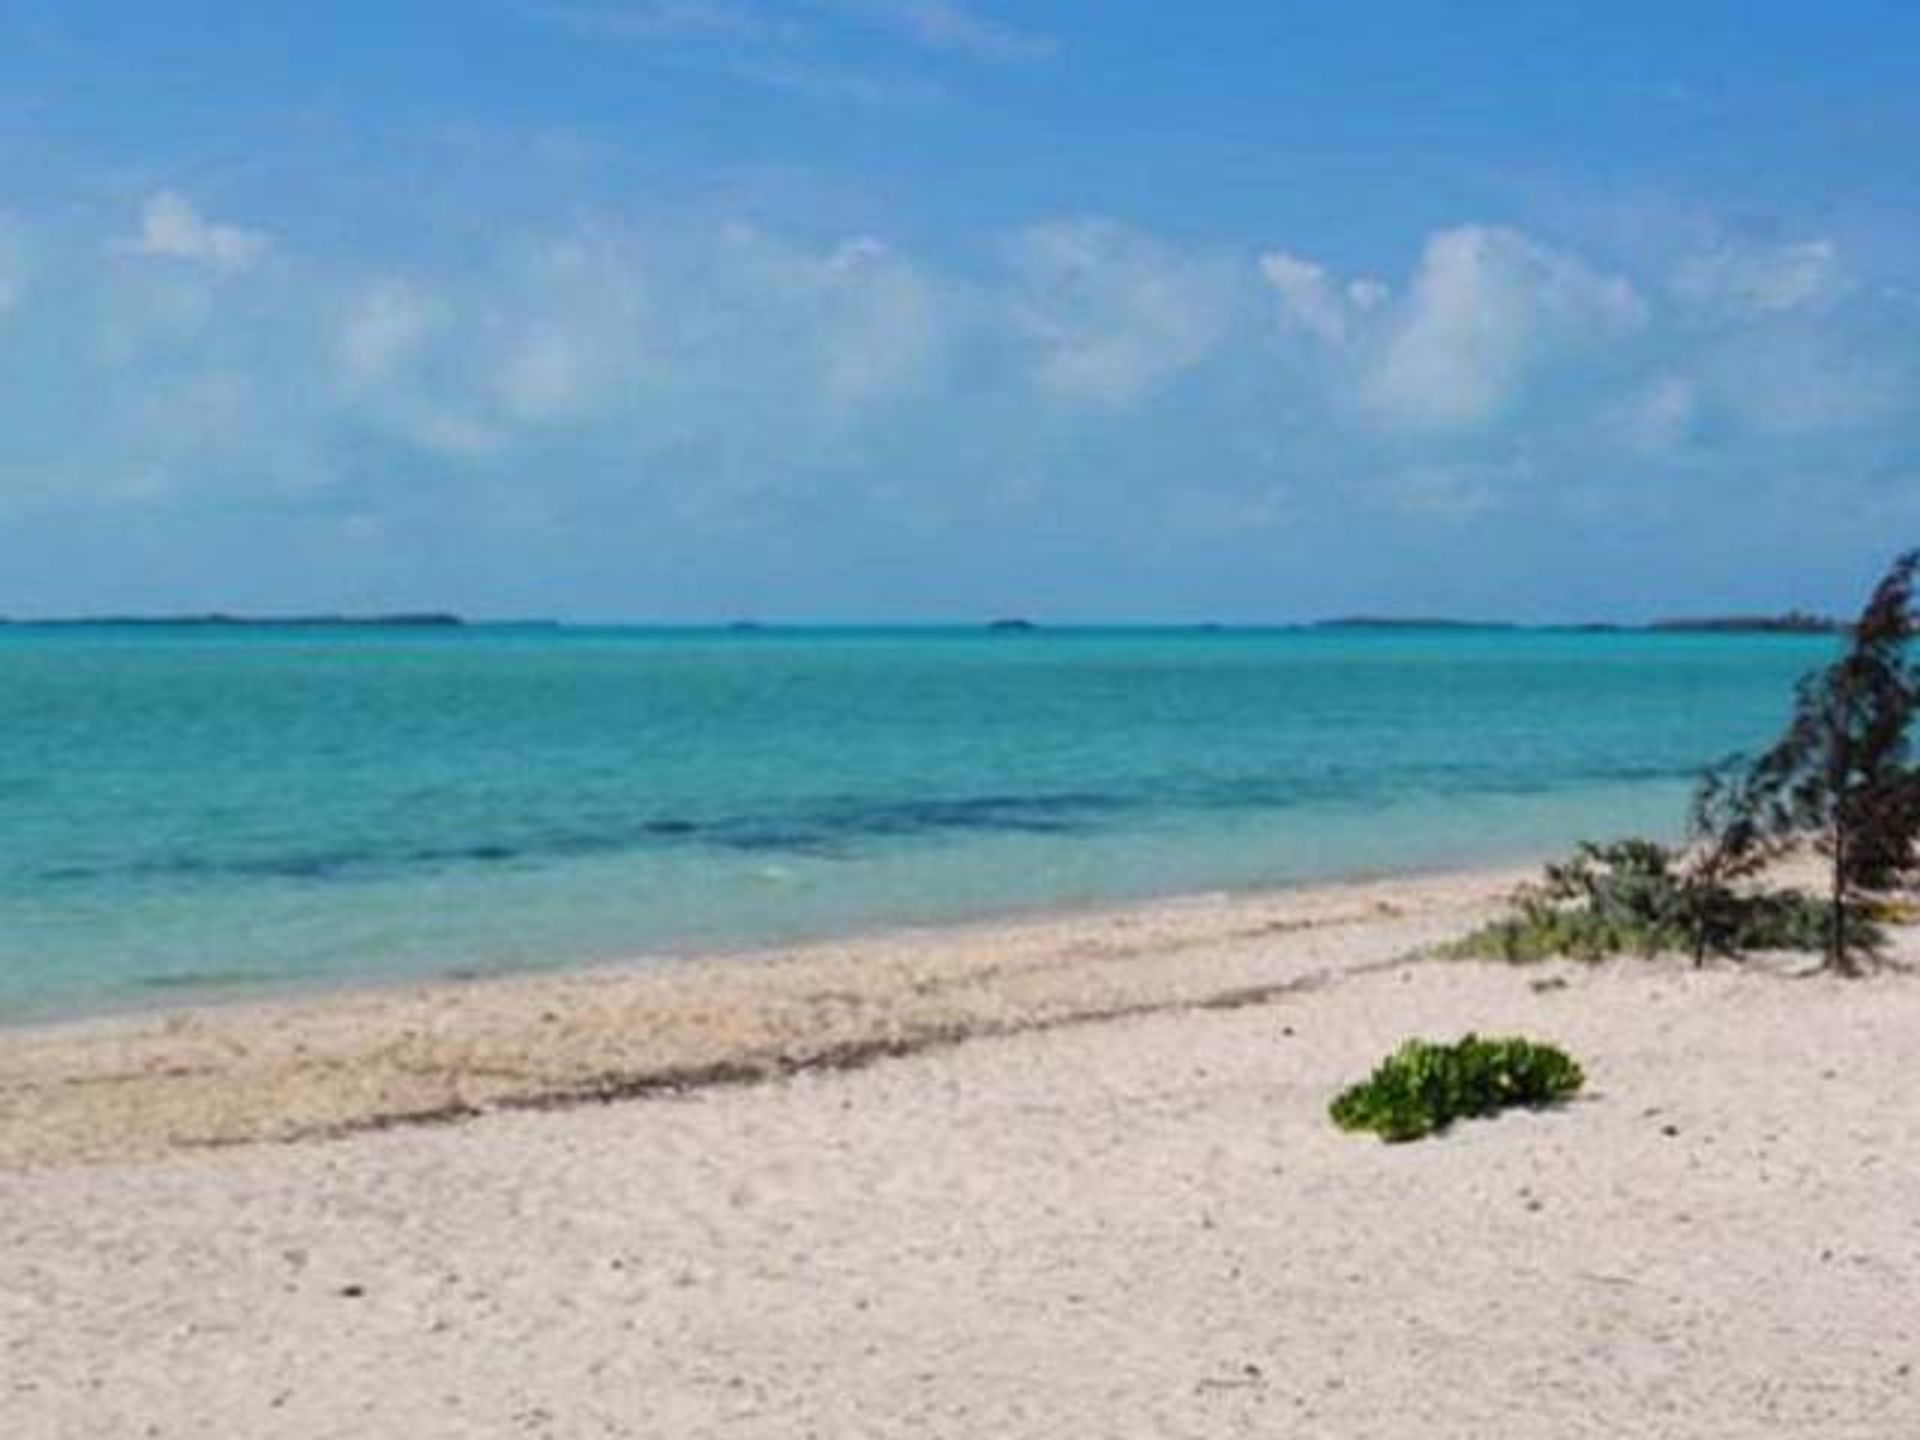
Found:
<box><xmin>1330</xmin><ymin>1034</ymin><xmax>1585</xmax><ymax>1143</ymax></box>
<box><xmin>1447</xmin><ymin>839</ymin><xmax>1873</xmax><ymax>963</ymax></box>
<box><xmin>1538</xmin><ymin>837</ymin><xmax>1691</xmax><ymax>952</ymax></box>
<box><xmin>1692</xmin><ymin>548</ymin><xmax>1920</xmax><ymax>971</ymax></box>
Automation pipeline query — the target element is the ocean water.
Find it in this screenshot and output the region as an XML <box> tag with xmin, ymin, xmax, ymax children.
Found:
<box><xmin>0</xmin><ymin>624</ymin><xmax>1832</xmax><ymax>1021</ymax></box>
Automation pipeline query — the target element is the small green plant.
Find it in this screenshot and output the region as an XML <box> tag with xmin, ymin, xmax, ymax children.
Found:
<box><xmin>1330</xmin><ymin>1033</ymin><xmax>1585</xmax><ymax>1143</ymax></box>
<box><xmin>1447</xmin><ymin>838</ymin><xmax>1871</xmax><ymax>964</ymax></box>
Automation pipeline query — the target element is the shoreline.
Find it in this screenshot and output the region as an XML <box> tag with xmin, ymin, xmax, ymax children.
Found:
<box><xmin>3</xmin><ymin>846</ymin><xmax>1558</xmax><ymax>1035</ymax></box>
<box><xmin>0</xmin><ymin>863</ymin><xmax>1535</xmax><ymax>1169</ymax></box>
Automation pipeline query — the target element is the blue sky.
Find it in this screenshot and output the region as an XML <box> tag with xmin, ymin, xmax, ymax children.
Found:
<box><xmin>2</xmin><ymin>1</ymin><xmax>1918</xmax><ymax>620</ymax></box>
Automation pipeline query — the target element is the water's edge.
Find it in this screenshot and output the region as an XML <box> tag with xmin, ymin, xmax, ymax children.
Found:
<box><xmin>0</xmin><ymin>849</ymin><xmax>1543</xmax><ymax>1037</ymax></box>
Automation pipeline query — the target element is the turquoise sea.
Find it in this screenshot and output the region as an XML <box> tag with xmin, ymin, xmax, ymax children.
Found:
<box><xmin>0</xmin><ymin>624</ymin><xmax>1833</xmax><ymax>1021</ymax></box>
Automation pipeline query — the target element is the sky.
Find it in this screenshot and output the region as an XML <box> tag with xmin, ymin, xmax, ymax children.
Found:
<box><xmin>1</xmin><ymin>1</ymin><xmax>1918</xmax><ymax>621</ymax></box>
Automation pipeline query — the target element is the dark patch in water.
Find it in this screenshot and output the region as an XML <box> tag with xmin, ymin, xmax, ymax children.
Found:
<box><xmin>29</xmin><ymin>788</ymin><xmax>1133</xmax><ymax>887</ymax></box>
<box><xmin>695</xmin><ymin>791</ymin><xmax>1126</xmax><ymax>854</ymax></box>
<box><xmin>641</xmin><ymin>819</ymin><xmax>699</xmax><ymax>835</ymax></box>
<box><xmin>837</xmin><ymin>792</ymin><xmax>1118</xmax><ymax>835</ymax></box>
<box><xmin>259</xmin><ymin>852</ymin><xmax>369</xmax><ymax>880</ymax></box>
<box><xmin>709</xmin><ymin>824</ymin><xmax>847</xmax><ymax>857</ymax></box>
<box><xmin>23</xmin><ymin>761</ymin><xmax>1697</xmax><ymax>894</ymax></box>
<box><xmin>1584</xmin><ymin>762</ymin><xmax>1695</xmax><ymax>782</ymax></box>
<box><xmin>133</xmin><ymin>968</ymin><xmax>276</xmax><ymax>990</ymax></box>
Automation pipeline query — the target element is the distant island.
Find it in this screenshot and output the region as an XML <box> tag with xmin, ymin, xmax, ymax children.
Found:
<box><xmin>1312</xmin><ymin>617</ymin><xmax>1519</xmax><ymax>631</ymax></box>
<box><xmin>1645</xmin><ymin>613</ymin><xmax>1843</xmax><ymax>635</ymax></box>
<box><xmin>0</xmin><ymin>613</ymin><xmax>470</xmax><ymax>628</ymax></box>
<box><xmin>987</xmin><ymin>618</ymin><xmax>1039</xmax><ymax>632</ymax></box>
<box><xmin>1313</xmin><ymin>614</ymin><xmax>1842</xmax><ymax>635</ymax></box>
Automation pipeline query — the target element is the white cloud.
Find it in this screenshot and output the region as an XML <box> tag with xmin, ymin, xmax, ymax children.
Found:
<box><xmin>851</xmin><ymin>0</ymin><xmax>1053</xmax><ymax>60</ymax></box>
<box><xmin>796</xmin><ymin>235</ymin><xmax>944</xmax><ymax>405</ymax></box>
<box><xmin>487</xmin><ymin>233</ymin><xmax>656</xmax><ymax>424</ymax></box>
<box><xmin>1609</xmin><ymin>372</ymin><xmax>1697</xmax><ymax>452</ymax></box>
<box><xmin>1346</xmin><ymin>278</ymin><xmax>1390</xmax><ymax>312</ymax></box>
<box><xmin>1671</xmin><ymin>237</ymin><xmax>1842</xmax><ymax>317</ymax></box>
<box><xmin>1367</xmin><ymin>225</ymin><xmax>1646</xmax><ymax>430</ymax></box>
<box><xmin>1010</xmin><ymin>219</ymin><xmax>1237</xmax><ymax>405</ymax></box>
<box><xmin>121</xmin><ymin>192</ymin><xmax>269</xmax><ymax>273</ymax></box>
<box><xmin>14</xmin><ymin>181</ymin><xmax>1919</xmax><ymax>616</ymax></box>
<box><xmin>325</xmin><ymin>221</ymin><xmax>946</xmax><ymax>460</ymax></box>
<box><xmin>692</xmin><ymin>225</ymin><xmax>951</xmax><ymax>411</ymax></box>
<box><xmin>1259</xmin><ymin>249</ymin><xmax>1387</xmax><ymax>344</ymax></box>
<box><xmin>495</xmin><ymin>327</ymin><xmax>594</xmax><ymax>422</ymax></box>
<box><xmin>338</xmin><ymin>281</ymin><xmax>442</xmax><ymax>387</ymax></box>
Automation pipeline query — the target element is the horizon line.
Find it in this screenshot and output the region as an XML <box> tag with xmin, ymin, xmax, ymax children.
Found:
<box><xmin>0</xmin><ymin>612</ymin><xmax>1847</xmax><ymax>635</ymax></box>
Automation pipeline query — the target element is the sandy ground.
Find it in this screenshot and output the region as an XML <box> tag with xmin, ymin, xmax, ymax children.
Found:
<box><xmin>5</xmin><ymin>868</ymin><xmax>1918</xmax><ymax>1437</ymax></box>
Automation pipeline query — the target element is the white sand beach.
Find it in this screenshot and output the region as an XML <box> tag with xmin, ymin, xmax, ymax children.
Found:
<box><xmin>5</xmin><ymin>867</ymin><xmax>1918</xmax><ymax>1437</ymax></box>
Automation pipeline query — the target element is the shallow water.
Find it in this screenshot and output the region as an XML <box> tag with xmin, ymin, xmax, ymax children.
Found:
<box><xmin>0</xmin><ymin>624</ymin><xmax>1830</xmax><ymax>1019</ymax></box>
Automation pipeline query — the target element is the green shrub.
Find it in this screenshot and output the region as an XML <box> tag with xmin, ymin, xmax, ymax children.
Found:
<box><xmin>1450</xmin><ymin>839</ymin><xmax>1688</xmax><ymax>961</ymax></box>
<box><xmin>1446</xmin><ymin>839</ymin><xmax>1874</xmax><ymax>963</ymax></box>
<box><xmin>1330</xmin><ymin>1034</ymin><xmax>1585</xmax><ymax>1143</ymax></box>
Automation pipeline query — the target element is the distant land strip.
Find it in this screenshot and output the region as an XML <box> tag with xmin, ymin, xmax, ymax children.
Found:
<box><xmin>1642</xmin><ymin>612</ymin><xmax>1842</xmax><ymax>634</ymax></box>
<box><xmin>0</xmin><ymin>613</ymin><xmax>1844</xmax><ymax>633</ymax></box>
<box><xmin>0</xmin><ymin>613</ymin><xmax>475</xmax><ymax>628</ymax></box>
<box><xmin>1314</xmin><ymin>613</ymin><xmax>1843</xmax><ymax>634</ymax></box>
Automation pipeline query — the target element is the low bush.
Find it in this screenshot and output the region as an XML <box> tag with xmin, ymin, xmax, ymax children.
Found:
<box><xmin>1330</xmin><ymin>1034</ymin><xmax>1585</xmax><ymax>1143</ymax></box>
<box><xmin>1446</xmin><ymin>839</ymin><xmax>1873</xmax><ymax>963</ymax></box>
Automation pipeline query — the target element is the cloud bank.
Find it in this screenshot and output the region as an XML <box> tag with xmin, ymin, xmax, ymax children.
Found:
<box><xmin>1</xmin><ymin>184</ymin><xmax>1914</xmax><ymax>618</ymax></box>
<box><xmin>118</xmin><ymin>192</ymin><xmax>270</xmax><ymax>273</ymax></box>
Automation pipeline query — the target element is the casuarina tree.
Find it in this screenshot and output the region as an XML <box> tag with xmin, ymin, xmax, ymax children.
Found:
<box><xmin>1693</xmin><ymin>549</ymin><xmax>1920</xmax><ymax>972</ymax></box>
